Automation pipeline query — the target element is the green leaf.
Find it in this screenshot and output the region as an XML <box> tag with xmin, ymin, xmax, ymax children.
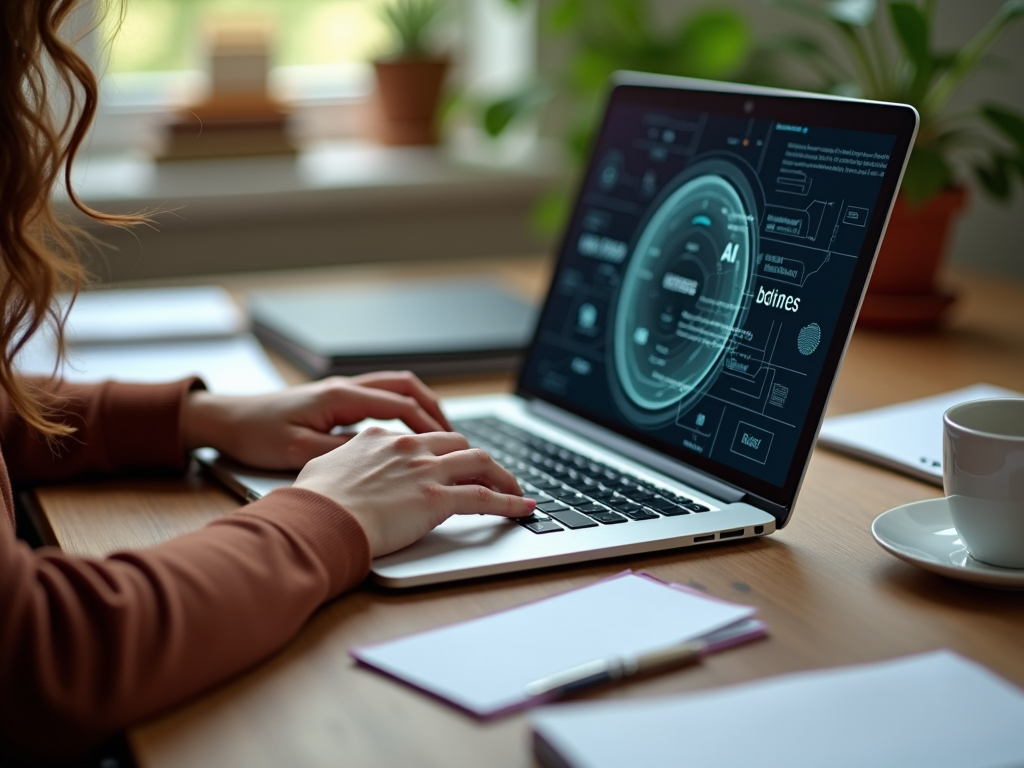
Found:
<box><xmin>889</xmin><ymin>3</ymin><xmax>930</xmax><ymax>72</ymax></box>
<box><xmin>604</xmin><ymin>0</ymin><xmax>650</xmax><ymax>45</ymax></box>
<box><xmin>676</xmin><ymin>9</ymin><xmax>750</xmax><ymax>79</ymax></box>
<box><xmin>531</xmin><ymin>188</ymin><xmax>573</xmax><ymax>238</ymax></box>
<box><xmin>974</xmin><ymin>157</ymin><xmax>1012</xmax><ymax>201</ymax></box>
<box><xmin>901</xmin><ymin>144</ymin><xmax>954</xmax><ymax>205</ymax></box>
<box><xmin>982</xmin><ymin>105</ymin><xmax>1024</xmax><ymax>153</ymax></box>
<box><xmin>480</xmin><ymin>84</ymin><xmax>552</xmax><ymax>137</ymax></box>
<box><xmin>546</xmin><ymin>0</ymin><xmax>583</xmax><ymax>33</ymax></box>
<box><xmin>926</xmin><ymin>0</ymin><xmax>1024</xmax><ymax>114</ymax></box>
<box><xmin>570</xmin><ymin>49</ymin><xmax>619</xmax><ymax>94</ymax></box>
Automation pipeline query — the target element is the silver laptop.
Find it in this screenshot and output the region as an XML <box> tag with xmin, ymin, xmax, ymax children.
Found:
<box><xmin>202</xmin><ymin>73</ymin><xmax>918</xmax><ymax>588</ymax></box>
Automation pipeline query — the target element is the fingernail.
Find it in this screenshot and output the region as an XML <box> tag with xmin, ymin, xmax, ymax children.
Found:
<box><xmin>523</xmin><ymin>498</ymin><xmax>536</xmax><ymax>511</ymax></box>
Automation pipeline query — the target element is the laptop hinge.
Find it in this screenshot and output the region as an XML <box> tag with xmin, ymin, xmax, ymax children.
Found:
<box><xmin>527</xmin><ymin>400</ymin><xmax>745</xmax><ymax>504</ymax></box>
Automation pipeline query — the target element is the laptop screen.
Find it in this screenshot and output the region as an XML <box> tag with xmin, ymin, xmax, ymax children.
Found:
<box><xmin>518</xmin><ymin>77</ymin><xmax>917</xmax><ymax>510</ymax></box>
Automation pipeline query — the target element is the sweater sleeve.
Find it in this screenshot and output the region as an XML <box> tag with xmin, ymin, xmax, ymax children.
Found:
<box><xmin>0</xmin><ymin>378</ymin><xmax>373</xmax><ymax>760</ymax></box>
<box><xmin>0</xmin><ymin>486</ymin><xmax>372</xmax><ymax>760</ymax></box>
<box><xmin>1</xmin><ymin>377</ymin><xmax>199</xmax><ymax>485</ymax></box>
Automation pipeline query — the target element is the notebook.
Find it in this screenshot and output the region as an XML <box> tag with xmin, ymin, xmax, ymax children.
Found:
<box><xmin>200</xmin><ymin>72</ymin><xmax>919</xmax><ymax>587</ymax></box>
<box><xmin>248</xmin><ymin>279</ymin><xmax>536</xmax><ymax>379</ymax></box>
<box><xmin>531</xmin><ymin>650</ymin><xmax>1024</xmax><ymax>768</ymax></box>
<box><xmin>818</xmin><ymin>383</ymin><xmax>1022</xmax><ymax>485</ymax></box>
<box><xmin>14</xmin><ymin>286</ymin><xmax>285</xmax><ymax>396</ymax></box>
<box><xmin>351</xmin><ymin>571</ymin><xmax>765</xmax><ymax>717</ymax></box>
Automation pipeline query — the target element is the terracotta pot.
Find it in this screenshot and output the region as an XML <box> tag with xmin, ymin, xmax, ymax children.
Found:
<box><xmin>858</xmin><ymin>186</ymin><xmax>966</xmax><ymax>331</ymax></box>
<box><xmin>372</xmin><ymin>57</ymin><xmax>449</xmax><ymax>146</ymax></box>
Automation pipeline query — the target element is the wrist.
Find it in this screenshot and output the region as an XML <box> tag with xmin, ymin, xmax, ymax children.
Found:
<box><xmin>182</xmin><ymin>389</ymin><xmax>227</xmax><ymax>451</ymax></box>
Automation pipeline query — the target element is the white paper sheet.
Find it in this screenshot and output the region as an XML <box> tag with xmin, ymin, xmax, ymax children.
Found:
<box><xmin>532</xmin><ymin>650</ymin><xmax>1024</xmax><ymax>768</ymax></box>
<box><xmin>818</xmin><ymin>384</ymin><xmax>1021</xmax><ymax>485</ymax></box>
<box><xmin>15</xmin><ymin>334</ymin><xmax>285</xmax><ymax>396</ymax></box>
<box><xmin>58</xmin><ymin>286</ymin><xmax>245</xmax><ymax>344</ymax></box>
<box><xmin>352</xmin><ymin>572</ymin><xmax>759</xmax><ymax>717</ymax></box>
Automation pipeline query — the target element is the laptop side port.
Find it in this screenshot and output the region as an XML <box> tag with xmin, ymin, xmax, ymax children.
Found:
<box><xmin>693</xmin><ymin>533</ymin><xmax>716</xmax><ymax>543</ymax></box>
<box><xmin>720</xmin><ymin>529</ymin><xmax>745</xmax><ymax>539</ymax></box>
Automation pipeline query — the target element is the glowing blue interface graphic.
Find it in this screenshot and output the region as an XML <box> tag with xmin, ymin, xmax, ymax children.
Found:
<box><xmin>521</xmin><ymin>102</ymin><xmax>897</xmax><ymax>487</ymax></box>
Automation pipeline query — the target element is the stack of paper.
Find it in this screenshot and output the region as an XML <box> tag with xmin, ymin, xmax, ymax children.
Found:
<box><xmin>352</xmin><ymin>571</ymin><xmax>765</xmax><ymax>718</ymax></box>
<box><xmin>531</xmin><ymin>651</ymin><xmax>1024</xmax><ymax>768</ymax></box>
<box><xmin>15</xmin><ymin>286</ymin><xmax>285</xmax><ymax>396</ymax></box>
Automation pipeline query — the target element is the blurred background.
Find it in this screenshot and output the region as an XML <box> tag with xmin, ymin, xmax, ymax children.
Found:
<box><xmin>72</xmin><ymin>0</ymin><xmax>1024</xmax><ymax>286</ymax></box>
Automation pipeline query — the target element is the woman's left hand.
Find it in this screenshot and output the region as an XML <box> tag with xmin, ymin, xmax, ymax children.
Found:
<box><xmin>181</xmin><ymin>371</ymin><xmax>453</xmax><ymax>470</ymax></box>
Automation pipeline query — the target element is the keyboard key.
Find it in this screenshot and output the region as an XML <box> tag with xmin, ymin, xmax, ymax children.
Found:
<box><xmin>645</xmin><ymin>496</ymin><xmax>680</xmax><ymax>512</ymax></box>
<box><xmin>537</xmin><ymin>501</ymin><xmax>571</xmax><ymax>514</ymax></box>
<box><xmin>656</xmin><ymin>505</ymin><xmax>689</xmax><ymax>517</ymax></box>
<box><xmin>607</xmin><ymin>499</ymin><xmax>642</xmax><ymax>514</ymax></box>
<box><xmin>685</xmin><ymin>503</ymin><xmax>711</xmax><ymax>513</ymax></box>
<box><xmin>589</xmin><ymin>511</ymin><xmax>628</xmax><ymax>525</ymax></box>
<box><xmin>547</xmin><ymin>510</ymin><xmax>599</xmax><ymax>529</ymax></box>
<box><xmin>575</xmin><ymin>502</ymin><xmax>610</xmax><ymax>515</ymax></box>
<box><xmin>622</xmin><ymin>507</ymin><xmax>659</xmax><ymax>521</ymax></box>
<box><xmin>532</xmin><ymin>480</ymin><xmax>564</xmax><ymax>492</ymax></box>
<box><xmin>519</xmin><ymin>517</ymin><xmax>563</xmax><ymax>534</ymax></box>
<box><xmin>554</xmin><ymin>491</ymin><xmax>589</xmax><ymax>506</ymax></box>
<box><xmin>624</xmin><ymin>490</ymin><xmax>656</xmax><ymax>503</ymax></box>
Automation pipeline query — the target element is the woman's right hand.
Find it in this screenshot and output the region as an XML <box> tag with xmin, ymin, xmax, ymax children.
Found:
<box><xmin>292</xmin><ymin>427</ymin><xmax>535</xmax><ymax>558</ymax></box>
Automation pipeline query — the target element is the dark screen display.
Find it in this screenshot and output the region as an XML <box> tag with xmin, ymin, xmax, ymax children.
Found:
<box><xmin>520</xmin><ymin>87</ymin><xmax>902</xmax><ymax>498</ymax></box>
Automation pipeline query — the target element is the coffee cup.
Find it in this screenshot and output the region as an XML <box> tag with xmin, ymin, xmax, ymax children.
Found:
<box><xmin>943</xmin><ymin>398</ymin><xmax>1024</xmax><ymax>569</ymax></box>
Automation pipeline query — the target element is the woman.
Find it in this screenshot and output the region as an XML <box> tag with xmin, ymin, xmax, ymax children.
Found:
<box><xmin>0</xmin><ymin>1</ymin><xmax>534</xmax><ymax>761</ymax></box>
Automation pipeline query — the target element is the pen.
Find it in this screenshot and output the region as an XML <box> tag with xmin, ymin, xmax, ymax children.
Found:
<box><xmin>524</xmin><ymin>639</ymin><xmax>707</xmax><ymax>699</ymax></box>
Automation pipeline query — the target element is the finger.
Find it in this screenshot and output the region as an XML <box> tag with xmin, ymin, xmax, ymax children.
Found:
<box><xmin>442</xmin><ymin>484</ymin><xmax>536</xmax><ymax>518</ymax></box>
<box><xmin>352</xmin><ymin>371</ymin><xmax>452</xmax><ymax>431</ymax></box>
<box><xmin>414</xmin><ymin>430</ymin><xmax>471</xmax><ymax>456</ymax></box>
<box><xmin>437</xmin><ymin>448</ymin><xmax>523</xmax><ymax>495</ymax></box>
<box><xmin>336</xmin><ymin>387</ymin><xmax>446</xmax><ymax>434</ymax></box>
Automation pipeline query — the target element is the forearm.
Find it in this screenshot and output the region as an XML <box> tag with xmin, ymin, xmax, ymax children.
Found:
<box><xmin>2</xmin><ymin>378</ymin><xmax>199</xmax><ymax>485</ymax></box>
<box><xmin>0</xmin><ymin>487</ymin><xmax>370</xmax><ymax>759</ymax></box>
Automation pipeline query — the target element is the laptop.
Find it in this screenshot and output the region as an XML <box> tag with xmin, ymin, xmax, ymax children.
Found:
<box><xmin>201</xmin><ymin>72</ymin><xmax>918</xmax><ymax>588</ymax></box>
<box><xmin>247</xmin><ymin>278</ymin><xmax>536</xmax><ymax>379</ymax></box>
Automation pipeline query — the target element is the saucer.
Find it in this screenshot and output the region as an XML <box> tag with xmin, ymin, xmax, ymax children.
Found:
<box><xmin>871</xmin><ymin>498</ymin><xmax>1024</xmax><ymax>590</ymax></box>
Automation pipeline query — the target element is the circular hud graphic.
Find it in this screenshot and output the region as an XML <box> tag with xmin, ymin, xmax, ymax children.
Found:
<box><xmin>611</xmin><ymin>159</ymin><xmax>758</xmax><ymax>428</ymax></box>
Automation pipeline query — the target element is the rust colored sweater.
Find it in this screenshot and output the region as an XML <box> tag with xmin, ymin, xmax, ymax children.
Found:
<box><xmin>0</xmin><ymin>379</ymin><xmax>372</xmax><ymax>759</ymax></box>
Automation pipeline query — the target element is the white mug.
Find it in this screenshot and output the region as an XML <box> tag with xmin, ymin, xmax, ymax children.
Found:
<box><xmin>943</xmin><ymin>398</ymin><xmax>1024</xmax><ymax>569</ymax></box>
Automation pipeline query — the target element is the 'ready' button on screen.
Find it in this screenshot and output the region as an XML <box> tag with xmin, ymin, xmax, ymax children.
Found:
<box><xmin>730</xmin><ymin>421</ymin><xmax>774</xmax><ymax>465</ymax></box>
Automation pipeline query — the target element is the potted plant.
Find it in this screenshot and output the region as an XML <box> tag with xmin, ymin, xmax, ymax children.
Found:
<box><xmin>770</xmin><ymin>0</ymin><xmax>1024</xmax><ymax>329</ymax></box>
<box><xmin>372</xmin><ymin>0</ymin><xmax>450</xmax><ymax>145</ymax></box>
<box><xmin>469</xmin><ymin>1</ymin><xmax>760</xmax><ymax>234</ymax></box>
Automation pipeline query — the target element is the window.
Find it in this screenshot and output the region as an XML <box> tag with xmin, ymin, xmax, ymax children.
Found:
<box><xmin>85</xmin><ymin>0</ymin><xmax>537</xmax><ymax>156</ymax></box>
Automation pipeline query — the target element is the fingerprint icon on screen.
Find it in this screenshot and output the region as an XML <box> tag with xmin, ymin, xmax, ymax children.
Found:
<box><xmin>797</xmin><ymin>323</ymin><xmax>821</xmax><ymax>355</ymax></box>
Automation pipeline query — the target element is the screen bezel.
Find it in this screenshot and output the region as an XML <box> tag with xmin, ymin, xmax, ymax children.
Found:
<box><xmin>515</xmin><ymin>74</ymin><xmax>919</xmax><ymax>516</ymax></box>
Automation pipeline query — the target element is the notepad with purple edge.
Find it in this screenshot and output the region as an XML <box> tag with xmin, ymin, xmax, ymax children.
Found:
<box><xmin>350</xmin><ymin>571</ymin><xmax>766</xmax><ymax>718</ymax></box>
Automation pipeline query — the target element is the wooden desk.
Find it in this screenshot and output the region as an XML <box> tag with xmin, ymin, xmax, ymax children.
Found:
<box><xmin>30</xmin><ymin>261</ymin><xmax>1024</xmax><ymax>768</ymax></box>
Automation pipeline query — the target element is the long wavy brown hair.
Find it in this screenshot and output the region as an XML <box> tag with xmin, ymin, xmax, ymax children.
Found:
<box><xmin>1</xmin><ymin>0</ymin><xmax>132</xmax><ymax>436</ymax></box>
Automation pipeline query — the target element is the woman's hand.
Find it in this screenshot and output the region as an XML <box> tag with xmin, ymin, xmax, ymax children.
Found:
<box><xmin>293</xmin><ymin>428</ymin><xmax>535</xmax><ymax>557</ymax></box>
<box><xmin>182</xmin><ymin>372</ymin><xmax>452</xmax><ymax>470</ymax></box>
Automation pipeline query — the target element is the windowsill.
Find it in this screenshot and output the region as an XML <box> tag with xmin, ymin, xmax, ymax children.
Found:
<box><xmin>69</xmin><ymin>139</ymin><xmax>563</xmax><ymax>214</ymax></box>
<box><xmin>64</xmin><ymin>139</ymin><xmax>565</xmax><ymax>283</ymax></box>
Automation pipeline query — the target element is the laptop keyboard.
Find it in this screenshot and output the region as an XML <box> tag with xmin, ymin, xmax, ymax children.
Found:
<box><xmin>453</xmin><ymin>417</ymin><xmax>712</xmax><ymax>534</ymax></box>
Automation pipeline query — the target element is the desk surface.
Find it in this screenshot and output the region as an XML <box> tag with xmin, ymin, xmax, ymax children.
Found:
<box><xmin>31</xmin><ymin>259</ymin><xmax>1024</xmax><ymax>768</ymax></box>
